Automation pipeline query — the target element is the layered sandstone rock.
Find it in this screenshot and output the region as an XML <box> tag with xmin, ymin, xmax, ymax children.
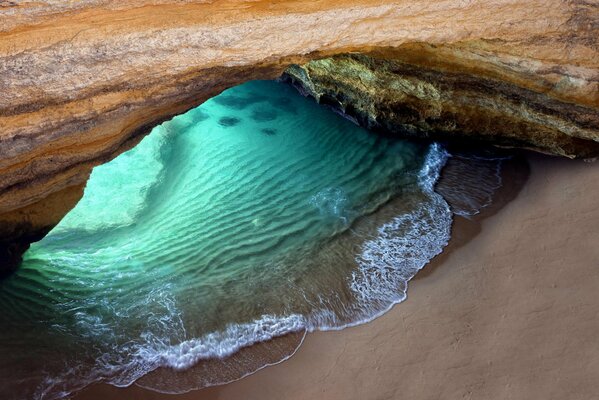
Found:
<box><xmin>0</xmin><ymin>0</ymin><xmax>598</xmax><ymax>275</ymax></box>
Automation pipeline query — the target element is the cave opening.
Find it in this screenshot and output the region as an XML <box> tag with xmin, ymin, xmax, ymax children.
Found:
<box><xmin>0</xmin><ymin>79</ymin><xmax>454</xmax><ymax>399</ymax></box>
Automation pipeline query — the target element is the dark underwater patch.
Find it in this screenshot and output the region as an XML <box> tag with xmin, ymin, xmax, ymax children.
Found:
<box><xmin>187</xmin><ymin>108</ymin><xmax>210</xmax><ymax>123</ymax></box>
<box><xmin>261</xmin><ymin>128</ymin><xmax>277</xmax><ymax>136</ymax></box>
<box><xmin>218</xmin><ymin>116</ymin><xmax>241</xmax><ymax>127</ymax></box>
<box><xmin>251</xmin><ymin>109</ymin><xmax>279</xmax><ymax>122</ymax></box>
<box><xmin>213</xmin><ymin>95</ymin><xmax>252</xmax><ymax>109</ymax></box>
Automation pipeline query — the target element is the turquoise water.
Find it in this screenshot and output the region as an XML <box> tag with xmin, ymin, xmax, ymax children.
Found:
<box><xmin>0</xmin><ymin>80</ymin><xmax>452</xmax><ymax>399</ymax></box>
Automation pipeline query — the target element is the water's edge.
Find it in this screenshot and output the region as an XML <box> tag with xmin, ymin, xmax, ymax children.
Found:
<box><xmin>0</xmin><ymin>81</ymin><xmax>507</xmax><ymax>400</ymax></box>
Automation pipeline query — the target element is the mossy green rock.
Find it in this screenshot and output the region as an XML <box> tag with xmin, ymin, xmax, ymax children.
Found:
<box><xmin>284</xmin><ymin>47</ymin><xmax>599</xmax><ymax>158</ymax></box>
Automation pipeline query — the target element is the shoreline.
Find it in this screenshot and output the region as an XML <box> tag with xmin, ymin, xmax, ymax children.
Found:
<box><xmin>75</xmin><ymin>152</ymin><xmax>599</xmax><ymax>399</ymax></box>
<box><xmin>72</xmin><ymin>152</ymin><xmax>527</xmax><ymax>399</ymax></box>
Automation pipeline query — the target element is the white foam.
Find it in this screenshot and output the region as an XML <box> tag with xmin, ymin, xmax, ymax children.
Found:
<box><xmin>351</xmin><ymin>199</ymin><xmax>451</xmax><ymax>309</ymax></box>
<box><xmin>346</xmin><ymin>144</ymin><xmax>451</xmax><ymax>320</ymax></box>
<box><xmin>36</xmin><ymin>287</ymin><xmax>306</xmax><ymax>400</ymax></box>
<box><xmin>419</xmin><ymin>142</ymin><xmax>449</xmax><ymax>192</ymax></box>
<box><xmin>306</xmin><ymin>143</ymin><xmax>452</xmax><ymax>331</ymax></box>
<box><xmin>137</xmin><ymin>314</ymin><xmax>306</xmax><ymax>371</ymax></box>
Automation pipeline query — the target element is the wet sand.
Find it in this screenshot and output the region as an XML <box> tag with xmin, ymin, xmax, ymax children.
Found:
<box><xmin>76</xmin><ymin>153</ymin><xmax>599</xmax><ymax>399</ymax></box>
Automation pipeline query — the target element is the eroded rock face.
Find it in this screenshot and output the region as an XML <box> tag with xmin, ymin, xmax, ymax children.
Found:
<box><xmin>0</xmin><ymin>0</ymin><xmax>598</xmax><ymax>275</ymax></box>
<box><xmin>282</xmin><ymin>44</ymin><xmax>599</xmax><ymax>158</ymax></box>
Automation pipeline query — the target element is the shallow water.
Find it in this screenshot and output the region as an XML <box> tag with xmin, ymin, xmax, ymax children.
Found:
<box><xmin>0</xmin><ymin>80</ymin><xmax>453</xmax><ymax>399</ymax></box>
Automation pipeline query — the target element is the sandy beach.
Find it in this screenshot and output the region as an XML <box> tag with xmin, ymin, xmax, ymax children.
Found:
<box><xmin>76</xmin><ymin>153</ymin><xmax>599</xmax><ymax>400</ymax></box>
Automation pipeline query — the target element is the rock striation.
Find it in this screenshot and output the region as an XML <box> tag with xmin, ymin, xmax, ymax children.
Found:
<box><xmin>0</xmin><ymin>0</ymin><xmax>598</xmax><ymax>275</ymax></box>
